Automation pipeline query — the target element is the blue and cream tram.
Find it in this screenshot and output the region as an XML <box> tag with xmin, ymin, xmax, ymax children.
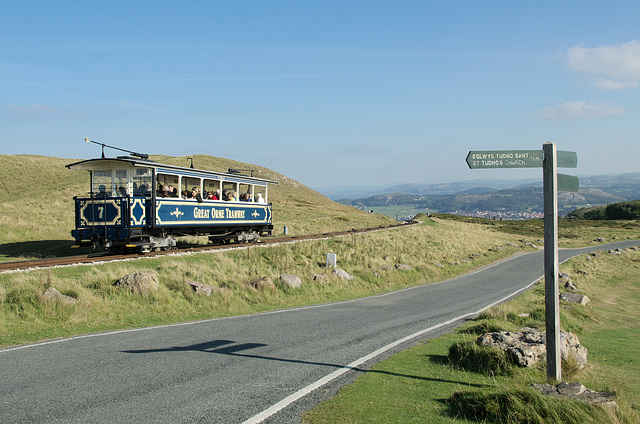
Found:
<box><xmin>67</xmin><ymin>155</ymin><xmax>276</xmax><ymax>252</ymax></box>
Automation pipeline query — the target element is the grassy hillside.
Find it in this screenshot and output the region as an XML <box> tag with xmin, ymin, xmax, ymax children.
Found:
<box><xmin>567</xmin><ymin>199</ymin><xmax>640</xmax><ymax>220</ymax></box>
<box><xmin>0</xmin><ymin>154</ymin><xmax>393</xmax><ymax>260</ymax></box>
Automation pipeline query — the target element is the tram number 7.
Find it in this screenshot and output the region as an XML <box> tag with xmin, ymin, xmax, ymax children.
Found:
<box><xmin>97</xmin><ymin>206</ymin><xmax>104</xmax><ymax>220</ymax></box>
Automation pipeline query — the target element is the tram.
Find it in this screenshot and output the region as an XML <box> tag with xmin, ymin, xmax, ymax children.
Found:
<box><xmin>67</xmin><ymin>147</ymin><xmax>276</xmax><ymax>252</ymax></box>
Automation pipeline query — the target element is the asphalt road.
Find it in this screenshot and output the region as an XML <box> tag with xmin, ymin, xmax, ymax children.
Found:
<box><xmin>1</xmin><ymin>240</ymin><xmax>638</xmax><ymax>423</ymax></box>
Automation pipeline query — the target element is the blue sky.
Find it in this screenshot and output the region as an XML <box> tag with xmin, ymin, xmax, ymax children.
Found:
<box><xmin>2</xmin><ymin>1</ymin><xmax>639</xmax><ymax>188</ymax></box>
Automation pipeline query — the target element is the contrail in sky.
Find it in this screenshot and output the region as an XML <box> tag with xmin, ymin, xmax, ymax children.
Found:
<box><xmin>63</xmin><ymin>1</ymin><xmax>226</xmax><ymax>64</ymax></box>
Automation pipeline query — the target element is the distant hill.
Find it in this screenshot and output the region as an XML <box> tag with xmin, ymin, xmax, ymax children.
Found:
<box><xmin>384</xmin><ymin>178</ymin><xmax>539</xmax><ymax>196</ymax></box>
<box><xmin>383</xmin><ymin>173</ymin><xmax>640</xmax><ymax>199</ymax></box>
<box><xmin>335</xmin><ymin>172</ymin><xmax>640</xmax><ymax>218</ymax></box>
<box><xmin>314</xmin><ymin>178</ymin><xmax>541</xmax><ymax>200</ymax></box>
<box><xmin>577</xmin><ymin>173</ymin><xmax>640</xmax><ymax>200</ymax></box>
<box><xmin>339</xmin><ymin>186</ymin><xmax>625</xmax><ymax>217</ymax></box>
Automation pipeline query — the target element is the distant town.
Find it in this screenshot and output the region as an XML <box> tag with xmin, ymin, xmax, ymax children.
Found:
<box><xmin>446</xmin><ymin>210</ymin><xmax>544</xmax><ymax>220</ymax></box>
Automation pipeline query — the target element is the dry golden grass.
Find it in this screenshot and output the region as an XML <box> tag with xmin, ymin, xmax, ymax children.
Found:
<box><xmin>0</xmin><ymin>218</ymin><xmax>531</xmax><ymax>347</ymax></box>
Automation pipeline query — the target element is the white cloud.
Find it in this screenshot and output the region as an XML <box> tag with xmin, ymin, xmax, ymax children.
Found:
<box><xmin>592</xmin><ymin>79</ymin><xmax>637</xmax><ymax>90</ymax></box>
<box><xmin>540</xmin><ymin>101</ymin><xmax>625</xmax><ymax>119</ymax></box>
<box><xmin>567</xmin><ymin>40</ymin><xmax>640</xmax><ymax>90</ymax></box>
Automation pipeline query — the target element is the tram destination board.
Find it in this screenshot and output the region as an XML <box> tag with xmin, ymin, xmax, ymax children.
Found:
<box><xmin>466</xmin><ymin>150</ymin><xmax>577</xmax><ymax>169</ymax></box>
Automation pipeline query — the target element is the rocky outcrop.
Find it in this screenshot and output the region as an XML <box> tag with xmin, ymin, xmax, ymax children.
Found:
<box><xmin>245</xmin><ymin>277</ymin><xmax>276</xmax><ymax>291</ymax></box>
<box><xmin>42</xmin><ymin>287</ymin><xmax>77</xmax><ymax>305</ymax></box>
<box><xmin>187</xmin><ymin>281</ymin><xmax>215</xmax><ymax>296</ymax></box>
<box><xmin>477</xmin><ymin>329</ymin><xmax>588</xmax><ymax>368</ymax></box>
<box><xmin>477</xmin><ymin>330</ymin><xmax>546</xmax><ymax>367</ymax></box>
<box><xmin>564</xmin><ymin>280</ymin><xmax>579</xmax><ymax>292</ymax></box>
<box><xmin>280</xmin><ymin>273</ymin><xmax>302</xmax><ymax>288</ymax></box>
<box><xmin>532</xmin><ymin>382</ymin><xmax>616</xmax><ymax>408</ymax></box>
<box><xmin>332</xmin><ymin>268</ymin><xmax>354</xmax><ymax>280</ymax></box>
<box><xmin>114</xmin><ymin>271</ymin><xmax>159</xmax><ymax>295</ymax></box>
<box><xmin>395</xmin><ymin>264</ymin><xmax>412</xmax><ymax>271</ymax></box>
<box><xmin>309</xmin><ymin>273</ymin><xmax>328</xmax><ymax>284</ymax></box>
<box><xmin>560</xmin><ymin>292</ymin><xmax>590</xmax><ymax>305</ymax></box>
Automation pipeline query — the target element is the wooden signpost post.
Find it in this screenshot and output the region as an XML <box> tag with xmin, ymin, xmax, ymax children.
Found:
<box><xmin>466</xmin><ymin>142</ymin><xmax>578</xmax><ymax>381</ymax></box>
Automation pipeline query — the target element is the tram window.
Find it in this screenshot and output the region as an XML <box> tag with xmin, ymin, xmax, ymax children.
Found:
<box><xmin>204</xmin><ymin>179</ymin><xmax>221</xmax><ymax>200</ymax></box>
<box><xmin>222</xmin><ymin>181</ymin><xmax>238</xmax><ymax>201</ymax></box>
<box><xmin>115</xmin><ymin>169</ymin><xmax>128</xmax><ymax>196</ymax></box>
<box><xmin>157</xmin><ymin>174</ymin><xmax>179</xmax><ymax>197</ymax></box>
<box><xmin>92</xmin><ymin>170</ymin><xmax>112</xmax><ymax>196</ymax></box>
<box><xmin>239</xmin><ymin>183</ymin><xmax>252</xmax><ymax>202</ymax></box>
<box><xmin>254</xmin><ymin>186</ymin><xmax>267</xmax><ymax>203</ymax></box>
<box><xmin>181</xmin><ymin>177</ymin><xmax>201</xmax><ymax>199</ymax></box>
<box><xmin>133</xmin><ymin>168</ymin><xmax>152</xmax><ymax>195</ymax></box>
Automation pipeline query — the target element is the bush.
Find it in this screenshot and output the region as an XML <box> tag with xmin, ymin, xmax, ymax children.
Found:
<box><xmin>446</xmin><ymin>388</ymin><xmax>611</xmax><ymax>424</ymax></box>
<box><xmin>460</xmin><ymin>320</ymin><xmax>506</xmax><ymax>335</ymax></box>
<box><xmin>447</xmin><ymin>340</ymin><xmax>514</xmax><ymax>376</ymax></box>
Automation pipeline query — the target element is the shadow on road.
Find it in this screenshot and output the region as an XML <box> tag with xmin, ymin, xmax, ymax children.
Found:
<box><xmin>123</xmin><ymin>339</ymin><xmax>488</xmax><ymax>388</ymax></box>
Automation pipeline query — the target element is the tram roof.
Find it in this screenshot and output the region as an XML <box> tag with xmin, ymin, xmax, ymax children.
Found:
<box><xmin>66</xmin><ymin>156</ymin><xmax>278</xmax><ymax>184</ymax></box>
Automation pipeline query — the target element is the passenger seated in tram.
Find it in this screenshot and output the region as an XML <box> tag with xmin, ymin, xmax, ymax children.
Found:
<box><xmin>221</xmin><ymin>190</ymin><xmax>229</xmax><ymax>201</ymax></box>
<box><xmin>158</xmin><ymin>184</ymin><xmax>170</xmax><ymax>198</ymax></box>
<box><xmin>208</xmin><ymin>191</ymin><xmax>219</xmax><ymax>201</ymax></box>
<box><xmin>137</xmin><ymin>184</ymin><xmax>150</xmax><ymax>195</ymax></box>
<box><xmin>227</xmin><ymin>191</ymin><xmax>237</xmax><ymax>202</ymax></box>
<box><xmin>96</xmin><ymin>184</ymin><xmax>108</xmax><ymax>199</ymax></box>
<box><xmin>191</xmin><ymin>187</ymin><xmax>203</xmax><ymax>203</ymax></box>
<box><xmin>255</xmin><ymin>193</ymin><xmax>265</xmax><ymax>203</ymax></box>
<box><xmin>167</xmin><ymin>185</ymin><xmax>178</xmax><ymax>197</ymax></box>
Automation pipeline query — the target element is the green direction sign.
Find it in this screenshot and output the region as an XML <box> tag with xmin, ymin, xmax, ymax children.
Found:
<box><xmin>557</xmin><ymin>151</ymin><xmax>578</xmax><ymax>168</ymax></box>
<box><xmin>466</xmin><ymin>150</ymin><xmax>577</xmax><ymax>169</ymax></box>
<box><xmin>558</xmin><ymin>173</ymin><xmax>579</xmax><ymax>192</ymax></box>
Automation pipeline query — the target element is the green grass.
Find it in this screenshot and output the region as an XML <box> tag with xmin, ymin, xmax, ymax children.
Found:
<box><xmin>302</xmin><ymin>246</ymin><xmax>640</xmax><ymax>424</ymax></box>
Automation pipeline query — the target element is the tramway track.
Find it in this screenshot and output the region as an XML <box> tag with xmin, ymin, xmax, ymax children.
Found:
<box><xmin>0</xmin><ymin>222</ymin><xmax>417</xmax><ymax>273</ymax></box>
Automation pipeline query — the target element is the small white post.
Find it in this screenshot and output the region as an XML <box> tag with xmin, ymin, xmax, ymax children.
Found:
<box><xmin>326</xmin><ymin>253</ymin><xmax>337</xmax><ymax>268</ymax></box>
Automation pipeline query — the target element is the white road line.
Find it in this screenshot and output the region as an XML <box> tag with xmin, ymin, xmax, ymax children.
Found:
<box><xmin>242</xmin><ymin>275</ymin><xmax>541</xmax><ymax>424</ymax></box>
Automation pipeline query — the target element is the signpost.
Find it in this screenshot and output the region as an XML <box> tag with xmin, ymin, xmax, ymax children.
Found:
<box><xmin>466</xmin><ymin>142</ymin><xmax>578</xmax><ymax>381</ymax></box>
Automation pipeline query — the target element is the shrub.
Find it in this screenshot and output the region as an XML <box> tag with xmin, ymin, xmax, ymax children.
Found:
<box><xmin>447</xmin><ymin>340</ymin><xmax>513</xmax><ymax>376</ymax></box>
<box><xmin>446</xmin><ymin>388</ymin><xmax>611</xmax><ymax>424</ymax></box>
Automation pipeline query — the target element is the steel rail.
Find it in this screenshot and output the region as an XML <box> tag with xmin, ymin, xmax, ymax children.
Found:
<box><xmin>0</xmin><ymin>222</ymin><xmax>417</xmax><ymax>273</ymax></box>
